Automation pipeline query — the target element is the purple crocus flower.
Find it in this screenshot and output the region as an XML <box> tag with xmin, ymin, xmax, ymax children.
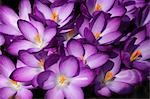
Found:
<box><xmin>122</xmin><ymin>39</ymin><xmax>150</xmax><ymax>72</ymax></box>
<box><xmin>7</xmin><ymin>19</ymin><xmax>56</xmax><ymax>55</ymax></box>
<box><xmin>37</xmin><ymin>56</ymin><xmax>94</xmax><ymax>99</ymax></box>
<box><xmin>95</xmin><ymin>53</ymin><xmax>142</xmax><ymax>96</ymax></box>
<box><xmin>0</xmin><ymin>0</ymin><xmax>31</xmax><ymax>36</ymax></box>
<box><xmin>118</xmin><ymin>0</ymin><xmax>146</xmax><ymax>20</ymax></box>
<box><xmin>83</xmin><ymin>0</ymin><xmax>126</xmax><ymax>17</ymax></box>
<box><xmin>10</xmin><ymin>51</ymin><xmax>46</xmax><ymax>87</ymax></box>
<box><xmin>66</xmin><ymin>39</ymin><xmax>109</xmax><ymax>69</ymax></box>
<box><xmin>0</xmin><ymin>55</ymin><xmax>33</xmax><ymax>99</ymax></box>
<box><xmin>80</xmin><ymin>12</ymin><xmax>121</xmax><ymax>44</ymax></box>
<box><xmin>34</xmin><ymin>1</ymin><xmax>74</xmax><ymax>28</ymax></box>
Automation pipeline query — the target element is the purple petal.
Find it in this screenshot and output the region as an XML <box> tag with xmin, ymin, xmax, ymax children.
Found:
<box><xmin>7</xmin><ymin>40</ymin><xmax>35</xmax><ymax>55</ymax></box>
<box><xmin>133</xmin><ymin>60</ymin><xmax>150</xmax><ymax>71</ymax></box>
<box><xmin>107</xmin><ymin>81</ymin><xmax>133</xmax><ymax>94</ymax></box>
<box><xmin>71</xmin><ymin>67</ymin><xmax>94</xmax><ymax>87</ymax></box>
<box><xmin>60</xmin><ymin>56</ymin><xmax>79</xmax><ymax>77</ymax></box>
<box><xmin>0</xmin><ymin>75</ymin><xmax>8</xmax><ymax>88</ymax></box>
<box><xmin>86</xmin><ymin>53</ymin><xmax>108</xmax><ymax>69</ymax></box>
<box><xmin>0</xmin><ymin>6</ymin><xmax>19</xmax><ymax>28</ymax></box>
<box><xmin>10</xmin><ymin>67</ymin><xmax>39</xmax><ymax>82</ymax></box>
<box><xmin>43</xmin><ymin>27</ymin><xmax>56</xmax><ymax>44</ymax></box>
<box><xmin>86</xmin><ymin>0</ymin><xmax>95</xmax><ymax>15</ymax></box>
<box><xmin>45</xmin><ymin>87</ymin><xmax>64</xmax><ymax>99</ymax></box>
<box><xmin>134</xmin><ymin>29</ymin><xmax>146</xmax><ymax>44</ymax></box>
<box><xmin>37</xmin><ymin>70</ymin><xmax>56</xmax><ymax>90</ymax></box>
<box><xmin>19</xmin><ymin>51</ymin><xmax>40</xmax><ymax>68</ymax></box>
<box><xmin>0</xmin><ymin>56</ymin><xmax>15</xmax><ymax>77</ymax></box>
<box><xmin>84</xmin><ymin>27</ymin><xmax>96</xmax><ymax>43</ymax></box>
<box><xmin>18</xmin><ymin>20</ymin><xmax>39</xmax><ymax>43</ymax></box>
<box><xmin>67</xmin><ymin>39</ymin><xmax>84</xmax><ymax>58</ymax></box>
<box><xmin>108</xmin><ymin>6</ymin><xmax>126</xmax><ymax>17</ymax></box>
<box><xmin>110</xmin><ymin>55</ymin><xmax>121</xmax><ymax>75</ymax></box>
<box><xmin>19</xmin><ymin>0</ymin><xmax>31</xmax><ymax>21</ymax></box>
<box><xmin>97</xmin><ymin>0</ymin><xmax>115</xmax><ymax>12</ymax></box>
<box><xmin>0</xmin><ymin>87</ymin><xmax>16</xmax><ymax>99</ymax></box>
<box><xmin>97</xmin><ymin>87</ymin><xmax>112</xmax><ymax>97</ymax></box>
<box><xmin>91</xmin><ymin>12</ymin><xmax>106</xmax><ymax>35</ymax></box>
<box><xmin>98</xmin><ymin>31</ymin><xmax>121</xmax><ymax>44</ymax></box>
<box><xmin>0</xmin><ymin>24</ymin><xmax>21</xmax><ymax>36</ymax></box>
<box><xmin>0</xmin><ymin>34</ymin><xmax>5</xmax><ymax>46</ymax></box>
<box><xmin>44</xmin><ymin>54</ymin><xmax>60</xmax><ymax>69</ymax></box>
<box><xmin>16</xmin><ymin>60</ymin><xmax>28</xmax><ymax>68</ymax></box>
<box><xmin>63</xmin><ymin>84</ymin><xmax>84</xmax><ymax>99</ymax></box>
<box><xmin>76</xmin><ymin>16</ymin><xmax>89</xmax><ymax>37</ymax></box>
<box><xmin>30</xmin><ymin>19</ymin><xmax>45</xmax><ymax>37</ymax></box>
<box><xmin>102</xmin><ymin>17</ymin><xmax>121</xmax><ymax>36</ymax></box>
<box><xmin>57</xmin><ymin>3</ymin><xmax>74</xmax><ymax>22</ymax></box>
<box><xmin>114</xmin><ymin>69</ymin><xmax>141</xmax><ymax>85</ymax></box>
<box><xmin>136</xmin><ymin>39</ymin><xmax>150</xmax><ymax>60</ymax></box>
<box><xmin>83</xmin><ymin>44</ymin><xmax>97</xmax><ymax>59</ymax></box>
<box><xmin>15</xmin><ymin>88</ymin><xmax>33</xmax><ymax>99</ymax></box>
<box><xmin>35</xmin><ymin>1</ymin><xmax>52</xmax><ymax>19</ymax></box>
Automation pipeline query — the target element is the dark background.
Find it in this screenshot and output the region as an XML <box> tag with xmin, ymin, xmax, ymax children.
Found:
<box><xmin>0</xmin><ymin>0</ymin><xmax>149</xmax><ymax>98</ymax></box>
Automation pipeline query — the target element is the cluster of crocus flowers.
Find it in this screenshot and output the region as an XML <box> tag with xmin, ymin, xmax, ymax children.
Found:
<box><xmin>0</xmin><ymin>0</ymin><xmax>149</xmax><ymax>99</ymax></box>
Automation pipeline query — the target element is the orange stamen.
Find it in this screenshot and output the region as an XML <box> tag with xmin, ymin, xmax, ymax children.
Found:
<box><xmin>39</xmin><ymin>59</ymin><xmax>45</xmax><ymax>68</ymax></box>
<box><xmin>67</xmin><ymin>29</ymin><xmax>75</xmax><ymax>40</ymax></box>
<box><xmin>10</xmin><ymin>79</ymin><xmax>17</xmax><ymax>85</ymax></box>
<box><xmin>130</xmin><ymin>50</ymin><xmax>141</xmax><ymax>62</ymax></box>
<box><xmin>34</xmin><ymin>33</ymin><xmax>41</xmax><ymax>44</ymax></box>
<box><xmin>51</xmin><ymin>11</ymin><xmax>58</xmax><ymax>22</ymax></box>
<box><xmin>58</xmin><ymin>75</ymin><xmax>67</xmax><ymax>85</ymax></box>
<box><xmin>104</xmin><ymin>71</ymin><xmax>113</xmax><ymax>81</ymax></box>
<box><xmin>95</xmin><ymin>4</ymin><xmax>102</xmax><ymax>11</ymax></box>
<box><xmin>94</xmin><ymin>33</ymin><xmax>101</xmax><ymax>39</ymax></box>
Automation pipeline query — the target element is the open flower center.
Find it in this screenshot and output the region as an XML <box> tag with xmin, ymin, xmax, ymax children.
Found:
<box><xmin>51</xmin><ymin>11</ymin><xmax>58</xmax><ymax>22</ymax></box>
<box><xmin>130</xmin><ymin>50</ymin><xmax>141</xmax><ymax>62</ymax></box>
<box><xmin>94</xmin><ymin>32</ymin><xmax>101</xmax><ymax>39</ymax></box>
<box><xmin>95</xmin><ymin>4</ymin><xmax>102</xmax><ymax>11</ymax></box>
<box><xmin>9</xmin><ymin>79</ymin><xmax>21</xmax><ymax>90</ymax></box>
<box><xmin>79</xmin><ymin>56</ymin><xmax>87</xmax><ymax>64</ymax></box>
<box><xmin>57</xmin><ymin>75</ymin><xmax>69</xmax><ymax>87</ymax></box>
<box><xmin>104</xmin><ymin>71</ymin><xmax>113</xmax><ymax>82</ymax></box>
<box><xmin>34</xmin><ymin>33</ymin><xmax>42</xmax><ymax>44</ymax></box>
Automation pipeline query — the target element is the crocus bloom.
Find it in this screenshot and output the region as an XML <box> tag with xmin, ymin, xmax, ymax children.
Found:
<box><xmin>83</xmin><ymin>12</ymin><xmax>121</xmax><ymax>44</ymax></box>
<box><xmin>122</xmin><ymin>39</ymin><xmax>150</xmax><ymax>71</ymax></box>
<box><xmin>95</xmin><ymin>54</ymin><xmax>142</xmax><ymax>96</ymax></box>
<box><xmin>0</xmin><ymin>0</ymin><xmax>31</xmax><ymax>36</ymax></box>
<box><xmin>37</xmin><ymin>56</ymin><xmax>94</xmax><ymax>99</ymax></box>
<box><xmin>34</xmin><ymin>1</ymin><xmax>74</xmax><ymax>27</ymax></box>
<box><xmin>83</xmin><ymin>0</ymin><xmax>126</xmax><ymax>17</ymax></box>
<box><xmin>7</xmin><ymin>19</ymin><xmax>56</xmax><ymax>55</ymax></box>
<box><xmin>10</xmin><ymin>51</ymin><xmax>46</xmax><ymax>87</ymax></box>
<box><xmin>66</xmin><ymin>39</ymin><xmax>109</xmax><ymax>69</ymax></box>
<box><xmin>0</xmin><ymin>55</ymin><xmax>33</xmax><ymax>99</ymax></box>
<box><xmin>118</xmin><ymin>0</ymin><xmax>145</xmax><ymax>20</ymax></box>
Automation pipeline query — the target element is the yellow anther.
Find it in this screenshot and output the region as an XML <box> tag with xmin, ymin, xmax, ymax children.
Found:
<box><xmin>10</xmin><ymin>79</ymin><xmax>17</xmax><ymax>85</ymax></box>
<box><xmin>39</xmin><ymin>59</ymin><xmax>45</xmax><ymax>68</ymax></box>
<box><xmin>104</xmin><ymin>71</ymin><xmax>113</xmax><ymax>82</ymax></box>
<box><xmin>94</xmin><ymin>32</ymin><xmax>101</xmax><ymax>39</ymax></box>
<box><xmin>95</xmin><ymin>4</ymin><xmax>102</xmax><ymax>11</ymax></box>
<box><xmin>51</xmin><ymin>11</ymin><xmax>58</xmax><ymax>22</ymax></box>
<box><xmin>130</xmin><ymin>50</ymin><xmax>141</xmax><ymax>62</ymax></box>
<box><xmin>34</xmin><ymin>33</ymin><xmax>42</xmax><ymax>44</ymax></box>
<box><xmin>67</xmin><ymin>29</ymin><xmax>75</xmax><ymax>40</ymax></box>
